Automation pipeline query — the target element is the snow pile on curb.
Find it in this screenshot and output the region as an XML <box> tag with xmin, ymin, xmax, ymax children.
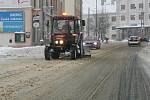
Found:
<box><xmin>109</xmin><ymin>39</ymin><xmax>128</xmax><ymax>43</ymax></box>
<box><xmin>0</xmin><ymin>46</ymin><xmax>45</xmax><ymax>58</ymax></box>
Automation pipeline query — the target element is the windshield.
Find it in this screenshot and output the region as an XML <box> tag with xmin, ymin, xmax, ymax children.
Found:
<box><xmin>53</xmin><ymin>20</ymin><xmax>75</xmax><ymax>34</ymax></box>
<box><xmin>130</xmin><ymin>36</ymin><xmax>139</xmax><ymax>40</ymax></box>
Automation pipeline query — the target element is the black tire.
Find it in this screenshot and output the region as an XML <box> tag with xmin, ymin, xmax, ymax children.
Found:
<box><xmin>128</xmin><ymin>44</ymin><xmax>131</xmax><ymax>47</ymax></box>
<box><xmin>51</xmin><ymin>51</ymin><xmax>60</xmax><ymax>59</ymax></box>
<box><xmin>96</xmin><ymin>46</ymin><xmax>101</xmax><ymax>49</ymax></box>
<box><xmin>44</xmin><ymin>47</ymin><xmax>50</xmax><ymax>60</ymax></box>
<box><xmin>71</xmin><ymin>49</ymin><xmax>77</xmax><ymax>60</ymax></box>
<box><xmin>139</xmin><ymin>43</ymin><xmax>141</xmax><ymax>47</ymax></box>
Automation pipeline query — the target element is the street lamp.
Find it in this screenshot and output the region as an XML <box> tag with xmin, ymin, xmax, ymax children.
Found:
<box><xmin>95</xmin><ymin>0</ymin><xmax>98</xmax><ymax>37</ymax></box>
<box><xmin>43</xmin><ymin>5</ymin><xmax>54</xmax><ymax>39</ymax></box>
<box><xmin>141</xmin><ymin>0</ymin><xmax>144</xmax><ymax>38</ymax></box>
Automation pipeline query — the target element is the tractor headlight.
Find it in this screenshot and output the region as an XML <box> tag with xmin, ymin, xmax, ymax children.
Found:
<box><xmin>93</xmin><ymin>42</ymin><xmax>97</xmax><ymax>45</ymax></box>
<box><xmin>55</xmin><ymin>41</ymin><xmax>59</xmax><ymax>44</ymax></box>
<box><xmin>83</xmin><ymin>42</ymin><xmax>86</xmax><ymax>46</ymax></box>
<box><xmin>59</xmin><ymin>40</ymin><xmax>64</xmax><ymax>44</ymax></box>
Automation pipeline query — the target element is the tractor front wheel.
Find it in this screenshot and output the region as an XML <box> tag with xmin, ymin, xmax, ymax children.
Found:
<box><xmin>51</xmin><ymin>51</ymin><xmax>60</xmax><ymax>59</ymax></box>
<box><xmin>44</xmin><ymin>47</ymin><xmax>51</xmax><ymax>60</ymax></box>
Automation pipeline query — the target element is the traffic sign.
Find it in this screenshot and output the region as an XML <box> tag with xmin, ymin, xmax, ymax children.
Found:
<box><xmin>33</xmin><ymin>22</ymin><xmax>40</xmax><ymax>28</ymax></box>
<box><xmin>33</xmin><ymin>15</ymin><xmax>40</xmax><ymax>21</ymax></box>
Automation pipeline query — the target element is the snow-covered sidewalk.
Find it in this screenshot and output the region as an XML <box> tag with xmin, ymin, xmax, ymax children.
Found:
<box><xmin>0</xmin><ymin>46</ymin><xmax>45</xmax><ymax>58</ymax></box>
<box><xmin>0</xmin><ymin>41</ymin><xmax>125</xmax><ymax>59</ymax></box>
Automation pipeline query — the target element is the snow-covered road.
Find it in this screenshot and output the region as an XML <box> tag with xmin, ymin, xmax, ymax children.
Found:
<box><xmin>0</xmin><ymin>42</ymin><xmax>150</xmax><ymax>100</ymax></box>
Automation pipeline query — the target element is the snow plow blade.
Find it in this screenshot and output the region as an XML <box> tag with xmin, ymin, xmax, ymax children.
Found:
<box><xmin>83</xmin><ymin>46</ymin><xmax>91</xmax><ymax>58</ymax></box>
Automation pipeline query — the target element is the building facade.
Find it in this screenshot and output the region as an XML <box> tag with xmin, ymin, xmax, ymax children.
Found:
<box><xmin>116</xmin><ymin>0</ymin><xmax>150</xmax><ymax>40</ymax></box>
<box><xmin>0</xmin><ymin>0</ymin><xmax>32</xmax><ymax>47</ymax></box>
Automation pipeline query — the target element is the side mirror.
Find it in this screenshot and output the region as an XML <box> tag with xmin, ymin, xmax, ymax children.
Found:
<box><xmin>82</xmin><ymin>20</ymin><xmax>85</xmax><ymax>26</ymax></box>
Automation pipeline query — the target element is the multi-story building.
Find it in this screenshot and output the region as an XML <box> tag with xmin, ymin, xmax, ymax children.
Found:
<box><xmin>116</xmin><ymin>0</ymin><xmax>150</xmax><ymax>40</ymax></box>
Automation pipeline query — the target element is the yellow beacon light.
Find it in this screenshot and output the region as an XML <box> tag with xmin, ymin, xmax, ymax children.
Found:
<box><xmin>62</xmin><ymin>12</ymin><xmax>68</xmax><ymax>16</ymax></box>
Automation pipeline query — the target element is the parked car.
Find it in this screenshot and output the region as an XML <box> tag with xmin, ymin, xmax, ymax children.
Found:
<box><xmin>140</xmin><ymin>37</ymin><xmax>149</xmax><ymax>42</ymax></box>
<box><xmin>128</xmin><ymin>36</ymin><xmax>141</xmax><ymax>47</ymax></box>
<box><xmin>83</xmin><ymin>36</ymin><xmax>101</xmax><ymax>49</ymax></box>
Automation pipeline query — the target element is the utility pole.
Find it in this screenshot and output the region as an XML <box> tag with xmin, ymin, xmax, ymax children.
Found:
<box><xmin>95</xmin><ymin>0</ymin><xmax>98</xmax><ymax>37</ymax></box>
<box><xmin>87</xmin><ymin>8</ymin><xmax>90</xmax><ymax>36</ymax></box>
<box><xmin>141</xmin><ymin>0</ymin><xmax>144</xmax><ymax>37</ymax></box>
<box><xmin>80</xmin><ymin>0</ymin><xmax>83</xmax><ymax>31</ymax></box>
<box><xmin>50</xmin><ymin>0</ymin><xmax>53</xmax><ymax>33</ymax></box>
<box><xmin>101</xmin><ymin>5</ymin><xmax>104</xmax><ymax>42</ymax></box>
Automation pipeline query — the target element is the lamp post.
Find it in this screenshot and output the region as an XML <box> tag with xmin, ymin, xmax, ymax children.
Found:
<box><xmin>42</xmin><ymin>5</ymin><xmax>54</xmax><ymax>40</ymax></box>
<box><xmin>95</xmin><ymin>0</ymin><xmax>98</xmax><ymax>37</ymax></box>
<box><xmin>87</xmin><ymin>7</ymin><xmax>90</xmax><ymax>36</ymax></box>
<box><xmin>141</xmin><ymin>0</ymin><xmax>144</xmax><ymax>37</ymax></box>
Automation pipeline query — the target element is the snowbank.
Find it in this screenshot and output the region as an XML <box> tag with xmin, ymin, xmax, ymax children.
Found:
<box><xmin>108</xmin><ymin>39</ymin><xmax>128</xmax><ymax>43</ymax></box>
<box><xmin>0</xmin><ymin>46</ymin><xmax>45</xmax><ymax>58</ymax></box>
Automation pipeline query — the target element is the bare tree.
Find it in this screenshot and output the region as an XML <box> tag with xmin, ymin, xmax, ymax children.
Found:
<box><xmin>98</xmin><ymin>13</ymin><xmax>110</xmax><ymax>41</ymax></box>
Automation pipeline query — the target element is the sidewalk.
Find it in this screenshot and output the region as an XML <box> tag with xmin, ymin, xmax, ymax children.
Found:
<box><xmin>0</xmin><ymin>46</ymin><xmax>45</xmax><ymax>58</ymax></box>
<box><xmin>0</xmin><ymin>40</ymin><xmax>126</xmax><ymax>59</ymax></box>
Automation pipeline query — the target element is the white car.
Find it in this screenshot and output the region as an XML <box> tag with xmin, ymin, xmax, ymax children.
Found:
<box><xmin>128</xmin><ymin>36</ymin><xmax>141</xmax><ymax>46</ymax></box>
<box><xmin>83</xmin><ymin>37</ymin><xmax>101</xmax><ymax>49</ymax></box>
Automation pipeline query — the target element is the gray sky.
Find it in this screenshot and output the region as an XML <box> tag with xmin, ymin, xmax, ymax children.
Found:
<box><xmin>83</xmin><ymin>0</ymin><xmax>116</xmax><ymax>14</ymax></box>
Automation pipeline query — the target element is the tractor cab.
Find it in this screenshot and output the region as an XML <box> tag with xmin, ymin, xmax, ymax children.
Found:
<box><xmin>44</xmin><ymin>15</ymin><xmax>86</xmax><ymax>60</ymax></box>
<box><xmin>51</xmin><ymin>16</ymin><xmax>81</xmax><ymax>50</ymax></box>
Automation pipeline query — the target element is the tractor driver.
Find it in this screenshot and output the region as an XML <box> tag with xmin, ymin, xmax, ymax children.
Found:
<box><xmin>62</xmin><ymin>21</ymin><xmax>74</xmax><ymax>50</ymax></box>
<box><xmin>62</xmin><ymin>21</ymin><xmax>71</xmax><ymax>33</ymax></box>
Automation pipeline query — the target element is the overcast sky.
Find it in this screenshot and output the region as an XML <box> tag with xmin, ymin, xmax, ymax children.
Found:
<box><xmin>83</xmin><ymin>0</ymin><xmax>116</xmax><ymax>14</ymax></box>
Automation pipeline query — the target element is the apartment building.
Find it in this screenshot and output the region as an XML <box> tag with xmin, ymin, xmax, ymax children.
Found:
<box><xmin>116</xmin><ymin>0</ymin><xmax>150</xmax><ymax>40</ymax></box>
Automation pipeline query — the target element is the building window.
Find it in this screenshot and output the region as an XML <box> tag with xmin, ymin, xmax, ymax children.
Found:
<box><xmin>112</xmin><ymin>16</ymin><xmax>116</xmax><ymax>22</ymax></box>
<box><xmin>139</xmin><ymin>3</ymin><xmax>143</xmax><ymax>9</ymax></box>
<box><xmin>121</xmin><ymin>5</ymin><xmax>125</xmax><ymax>10</ymax></box>
<box><xmin>139</xmin><ymin>14</ymin><xmax>144</xmax><ymax>20</ymax></box>
<box><xmin>33</xmin><ymin>0</ymin><xmax>36</xmax><ymax>8</ymax></box>
<box><xmin>130</xmin><ymin>15</ymin><xmax>135</xmax><ymax>20</ymax></box>
<box><xmin>112</xmin><ymin>26</ymin><xmax>116</xmax><ymax>30</ymax></box>
<box><xmin>149</xmin><ymin>3</ymin><xmax>150</xmax><ymax>8</ymax></box>
<box><xmin>15</xmin><ymin>34</ymin><xmax>25</xmax><ymax>43</ymax></box>
<box><xmin>130</xmin><ymin>4</ymin><xmax>136</xmax><ymax>9</ymax></box>
<box><xmin>46</xmin><ymin>0</ymin><xmax>49</xmax><ymax>6</ymax></box>
<box><xmin>139</xmin><ymin>14</ymin><xmax>142</xmax><ymax>20</ymax></box>
<box><xmin>149</xmin><ymin>14</ymin><xmax>150</xmax><ymax>19</ymax></box>
<box><xmin>121</xmin><ymin>15</ymin><xmax>125</xmax><ymax>21</ymax></box>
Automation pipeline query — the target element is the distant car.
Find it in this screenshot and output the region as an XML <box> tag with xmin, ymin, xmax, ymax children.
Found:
<box><xmin>83</xmin><ymin>36</ymin><xmax>101</xmax><ymax>49</ymax></box>
<box><xmin>128</xmin><ymin>36</ymin><xmax>141</xmax><ymax>47</ymax></box>
<box><xmin>140</xmin><ymin>37</ymin><xmax>149</xmax><ymax>42</ymax></box>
